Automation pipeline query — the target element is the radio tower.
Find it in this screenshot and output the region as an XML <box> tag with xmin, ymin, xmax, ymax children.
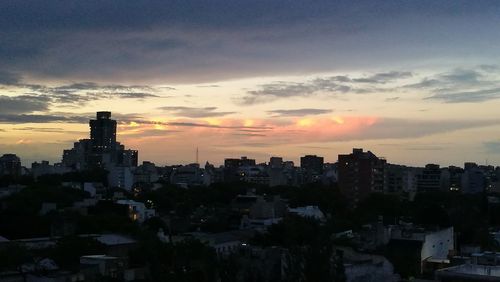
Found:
<box><xmin>196</xmin><ymin>147</ymin><xmax>199</xmax><ymax>164</ymax></box>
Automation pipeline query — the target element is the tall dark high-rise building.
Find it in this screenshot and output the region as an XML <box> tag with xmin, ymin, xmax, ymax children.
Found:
<box><xmin>62</xmin><ymin>111</ymin><xmax>137</xmax><ymax>169</ymax></box>
<box><xmin>417</xmin><ymin>164</ymin><xmax>442</xmax><ymax>192</ymax></box>
<box><xmin>338</xmin><ymin>148</ymin><xmax>386</xmax><ymax>208</ymax></box>
<box><xmin>224</xmin><ymin>156</ymin><xmax>256</xmax><ymax>168</ymax></box>
<box><xmin>90</xmin><ymin>111</ymin><xmax>117</xmax><ymax>152</ymax></box>
<box><xmin>223</xmin><ymin>156</ymin><xmax>256</xmax><ymax>182</ymax></box>
<box><xmin>300</xmin><ymin>155</ymin><xmax>324</xmax><ymax>173</ymax></box>
<box><xmin>300</xmin><ymin>155</ymin><xmax>324</xmax><ymax>183</ymax></box>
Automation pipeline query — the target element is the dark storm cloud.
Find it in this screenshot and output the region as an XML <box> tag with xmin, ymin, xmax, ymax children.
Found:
<box><xmin>158</xmin><ymin>106</ymin><xmax>236</xmax><ymax>118</ymax></box>
<box><xmin>267</xmin><ymin>108</ymin><xmax>332</xmax><ymax>117</ymax></box>
<box><xmin>1</xmin><ymin>1</ymin><xmax>500</xmax><ymax>83</ymax></box>
<box><xmin>0</xmin><ymin>71</ymin><xmax>21</xmax><ymax>85</ymax></box>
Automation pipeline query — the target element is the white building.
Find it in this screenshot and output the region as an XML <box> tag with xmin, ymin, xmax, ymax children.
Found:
<box><xmin>108</xmin><ymin>166</ymin><xmax>134</xmax><ymax>190</ymax></box>
<box><xmin>116</xmin><ymin>200</ymin><xmax>155</xmax><ymax>223</ymax></box>
<box><xmin>390</xmin><ymin>225</ymin><xmax>454</xmax><ymax>273</ymax></box>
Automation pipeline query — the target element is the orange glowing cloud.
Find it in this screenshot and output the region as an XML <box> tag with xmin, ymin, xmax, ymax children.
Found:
<box><xmin>116</xmin><ymin>115</ymin><xmax>380</xmax><ymax>147</ymax></box>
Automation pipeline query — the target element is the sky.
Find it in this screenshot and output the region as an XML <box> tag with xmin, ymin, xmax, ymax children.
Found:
<box><xmin>1</xmin><ymin>0</ymin><xmax>500</xmax><ymax>167</ymax></box>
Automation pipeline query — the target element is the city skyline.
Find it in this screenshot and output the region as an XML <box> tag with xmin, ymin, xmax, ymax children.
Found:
<box><xmin>4</xmin><ymin>110</ymin><xmax>499</xmax><ymax>169</ymax></box>
<box><xmin>1</xmin><ymin>1</ymin><xmax>500</xmax><ymax>166</ymax></box>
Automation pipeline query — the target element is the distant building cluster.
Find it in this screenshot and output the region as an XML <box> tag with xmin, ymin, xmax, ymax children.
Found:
<box><xmin>62</xmin><ymin>111</ymin><xmax>138</xmax><ymax>169</ymax></box>
<box><xmin>1</xmin><ymin>111</ymin><xmax>499</xmax><ymax>204</ymax></box>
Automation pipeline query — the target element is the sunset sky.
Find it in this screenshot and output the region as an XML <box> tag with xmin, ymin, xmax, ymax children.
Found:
<box><xmin>1</xmin><ymin>1</ymin><xmax>500</xmax><ymax>167</ymax></box>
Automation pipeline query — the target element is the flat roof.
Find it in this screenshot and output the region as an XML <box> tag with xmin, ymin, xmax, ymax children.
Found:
<box><xmin>437</xmin><ymin>264</ymin><xmax>500</xmax><ymax>281</ymax></box>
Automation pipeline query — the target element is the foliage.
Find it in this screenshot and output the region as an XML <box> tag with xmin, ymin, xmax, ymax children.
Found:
<box><xmin>130</xmin><ymin>235</ymin><xmax>218</xmax><ymax>282</ymax></box>
<box><xmin>0</xmin><ymin>243</ymin><xmax>32</xmax><ymax>271</ymax></box>
<box><xmin>45</xmin><ymin>236</ymin><xmax>106</xmax><ymax>270</ymax></box>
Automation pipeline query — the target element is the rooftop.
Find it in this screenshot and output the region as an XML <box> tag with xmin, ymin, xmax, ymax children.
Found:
<box><xmin>437</xmin><ymin>264</ymin><xmax>500</xmax><ymax>281</ymax></box>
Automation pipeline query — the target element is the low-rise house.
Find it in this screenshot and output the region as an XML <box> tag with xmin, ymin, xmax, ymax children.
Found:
<box><xmin>94</xmin><ymin>234</ymin><xmax>138</xmax><ymax>258</ymax></box>
<box><xmin>387</xmin><ymin>225</ymin><xmax>454</xmax><ymax>276</ymax></box>
<box><xmin>337</xmin><ymin>246</ymin><xmax>399</xmax><ymax>282</ymax></box>
<box><xmin>288</xmin><ymin>205</ymin><xmax>326</xmax><ymax>221</ymax></box>
<box><xmin>170</xmin><ymin>163</ymin><xmax>204</xmax><ymax>187</ymax></box>
<box><xmin>236</xmin><ymin>195</ymin><xmax>286</xmax><ymax>231</ymax></box>
<box><xmin>187</xmin><ymin>231</ymin><xmax>243</xmax><ymax>257</ymax></box>
<box><xmin>436</xmin><ymin>262</ymin><xmax>500</xmax><ymax>281</ymax></box>
<box><xmin>80</xmin><ymin>255</ymin><xmax>126</xmax><ymax>280</ymax></box>
<box><xmin>184</xmin><ymin>230</ymin><xmax>255</xmax><ymax>257</ymax></box>
<box><xmin>116</xmin><ymin>199</ymin><xmax>155</xmax><ymax>223</ymax></box>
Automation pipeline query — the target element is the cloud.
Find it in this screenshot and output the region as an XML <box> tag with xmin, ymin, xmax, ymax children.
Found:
<box><xmin>131</xmin><ymin>116</ymin><xmax>498</xmax><ymax>150</ymax></box>
<box><xmin>0</xmin><ymin>95</ymin><xmax>51</xmax><ymax>114</ymax></box>
<box><xmin>0</xmin><ymin>114</ymin><xmax>87</xmax><ymax>124</ymax></box>
<box><xmin>0</xmin><ymin>111</ymin><xmax>146</xmax><ymax>125</ymax></box>
<box><xmin>405</xmin><ymin>68</ymin><xmax>486</xmax><ymax>90</ymax></box>
<box><xmin>439</xmin><ymin>69</ymin><xmax>482</xmax><ymax>84</ymax></box>
<box><xmin>484</xmin><ymin>141</ymin><xmax>500</xmax><ymax>154</ymax></box>
<box><xmin>349</xmin><ymin>118</ymin><xmax>497</xmax><ymax>141</ymax></box>
<box><xmin>267</xmin><ymin>108</ymin><xmax>332</xmax><ymax>117</ymax></box>
<box><xmin>239</xmin><ymin>71</ymin><xmax>411</xmax><ymax>104</ymax></box>
<box><xmin>197</xmin><ymin>85</ymin><xmax>220</xmax><ymax>88</ymax></box>
<box><xmin>166</xmin><ymin>121</ymin><xmax>271</xmax><ymax>130</ymax></box>
<box><xmin>385</xmin><ymin>97</ymin><xmax>400</xmax><ymax>102</ymax></box>
<box><xmin>12</xmin><ymin>127</ymin><xmax>85</xmax><ymax>134</ymax></box>
<box><xmin>0</xmin><ymin>71</ymin><xmax>21</xmax><ymax>85</ymax></box>
<box><xmin>158</xmin><ymin>106</ymin><xmax>236</xmax><ymax>118</ymax></box>
<box><xmin>425</xmin><ymin>88</ymin><xmax>500</xmax><ymax>103</ymax></box>
<box><xmin>40</xmin><ymin>82</ymin><xmax>162</xmax><ymax>104</ymax></box>
<box><xmin>232</xmin><ymin>133</ymin><xmax>267</xmax><ymax>137</ymax></box>
<box><xmin>120</xmin><ymin>129</ymin><xmax>182</xmax><ymax>138</ymax></box>
<box><xmin>261</xmin><ymin>117</ymin><xmax>499</xmax><ymax>144</ymax></box>
<box><xmin>2</xmin><ymin>1</ymin><xmax>500</xmax><ymax>84</ymax></box>
<box><xmin>406</xmin><ymin>146</ymin><xmax>445</xmax><ymax>151</ymax></box>
<box><xmin>352</xmin><ymin>71</ymin><xmax>412</xmax><ymax>83</ymax></box>
<box><xmin>402</xmin><ymin>66</ymin><xmax>500</xmax><ymax>103</ymax></box>
<box><xmin>1</xmin><ymin>80</ymin><xmax>166</xmax><ymax>108</ymax></box>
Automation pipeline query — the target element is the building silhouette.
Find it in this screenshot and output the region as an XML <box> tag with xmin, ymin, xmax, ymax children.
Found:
<box><xmin>62</xmin><ymin>112</ymin><xmax>138</xmax><ymax>170</ymax></box>
<box><xmin>90</xmin><ymin>111</ymin><xmax>117</xmax><ymax>153</ymax></box>
<box><xmin>0</xmin><ymin>154</ymin><xmax>22</xmax><ymax>177</ymax></box>
<box><xmin>338</xmin><ymin>148</ymin><xmax>386</xmax><ymax>208</ymax></box>
<box><xmin>300</xmin><ymin>155</ymin><xmax>324</xmax><ymax>183</ymax></box>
